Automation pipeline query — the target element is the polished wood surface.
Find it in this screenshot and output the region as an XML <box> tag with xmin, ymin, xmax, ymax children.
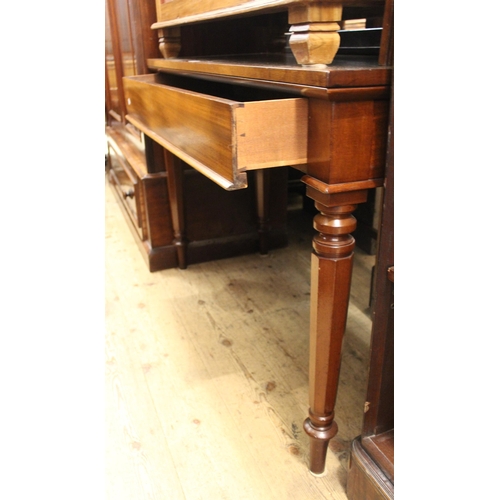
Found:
<box><xmin>125</xmin><ymin>68</ymin><xmax>389</xmax><ymax>189</ymax></box>
<box><xmin>106</xmin><ymin>177</ymin><xmax>376</xmax><ymax>498</ymax></box>
<box><xmin>115</xmin><ymin>0</ymin><xmax>393</xmax><ymax>476</ymax></box>
<box><xmin>105</xmin><ymin>0</ymin><xmax>291</xmax><ymax>271</ymax></box>
<box><xmin>107</xmin><ymin>124</ymin><xmax>174</xmax><ymax>266</ymax></box>
<box><xmin>106</xmin><ymin>0</ymin><xmax>160</xmax><ymax>124</ymax></box>
<box><xmin>255</xmin><ymin>169</ymin><xmax>272</xmax><ymax>254</ymax></box>
<box><xmin>154</xmin><ymin>0</ymin><xmax>384</xmax><ymax>26</ymax></box>
<box><xmin>303</xmin><ymin>185</ymin><xmax>370</xmax><ymax>474</ymax></box>
<box><xmin>106</xmin><ymin>0</ymin><xmax>176</xmax><ymax>271</ymax></box>
<box><xmin>346</xmin><ymin>75</ymin><xmax>393</xmax><ymax>499</ymax></box>
<box><xmin>362</xmin><ymin>430</ymin><xmax>394</xmax><ymax>482</ymax></box>
<box><xmin>107</xmin><ymin>127</ymin><xmax>290</xmax><ymax>271</ymax></box>
<box><xmin>347</xmin><ymin>437</ymin><xmax>393</xmax><ymax>500</ymax></box>
<box><xmin>362</xmin><ymin>81</ymin><xmax>393</xmax><ymax>442</ymax></box>
<box><xmin>153</xmin><ymin>0</ymin><xmax>385</xmax><ymax>65</ymax></box>
<box><xmin>163</xmin><ymin>150</ymin><xmax>188</xmax><ymax>269</ymax></box>
<box><xmin>147</xmin><ymin>54</ymin><xmax>391</xmax><ymax>88</ymax></box>
<box><xmin>107</xmin><ymin>126</ymin><xmax>147</xmax><ymax>179</ymax></box>
<box><xmin>137</xmin><ymin>69</ymin><xmax>389</xmax><ymax>477</ymax></box>
<box><xmin>288</xmin><ymin>2</ymin><xmax>343</xmax><ymax>65</ymax></box>
<box><xmin>123</xmin><ymin>73</ymin><xmax>308</xmax><ymax>189</ymax></box>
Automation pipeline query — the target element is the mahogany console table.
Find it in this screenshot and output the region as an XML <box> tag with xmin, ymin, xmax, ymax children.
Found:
<box><xmin>122</xmin><ymin>0</ymin><xmax>393</xmax><ymax>475</ymax></box>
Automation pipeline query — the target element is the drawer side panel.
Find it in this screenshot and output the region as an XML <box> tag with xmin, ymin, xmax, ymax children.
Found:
<box><xmin>124</xmin><ymin>76</ymin><xmax>237</xmax><ymax>184</ymax></box>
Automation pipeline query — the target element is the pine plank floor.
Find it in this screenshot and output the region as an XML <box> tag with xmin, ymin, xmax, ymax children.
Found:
<box><xmin>105</xmin><ymin>178</ymin><xmax>374</xmax><ymax>500</ymax></box>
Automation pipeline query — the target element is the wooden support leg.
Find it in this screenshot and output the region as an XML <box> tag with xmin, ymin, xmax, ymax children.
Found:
<box><xmin>255</xmin><ymin>169</ymin><xmax>271</xmax><ymax>255</ymax></box>
<box><xmin>288</xmin><ymin>3</ymin><xmax>342</xmax><ymax>66</ymax></box>
<box><xmin>158</xmin><ymin>27</ymin><xmax>181</xmax><ymax>58</ymax></box>
<box><xmin>164</xmin><ymin>150</ymin><xmax>188</xmax><ymax>269</ymax></box>
<box><xmin>303</xmin><ymin>181</ymin><xmax>369</xmax><ymax>475</ymax></box>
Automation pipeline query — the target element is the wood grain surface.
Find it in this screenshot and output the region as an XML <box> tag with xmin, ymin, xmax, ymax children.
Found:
<box><xmin>106</xmin><ymin>177</ymin><xmax>374</xmax><ymax>499</ymax></box>
<box><xmin>123</xmin><ymin>74</ymin><xmax>308</xmax><ymax>189</ymax></box>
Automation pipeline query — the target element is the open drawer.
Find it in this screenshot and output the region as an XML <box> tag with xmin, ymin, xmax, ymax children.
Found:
<box><xmin>123</xmin><ymin>73</ymin><xmax>308</xmax><ymax>190</ymax></box>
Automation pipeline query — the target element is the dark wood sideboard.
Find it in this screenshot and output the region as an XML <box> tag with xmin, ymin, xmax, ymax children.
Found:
<box><xmin>108</xmin><ymin>0</ymin><xmax>394</xmax><ymax>478</ymax></box>
<box><xmin>105</xmin><ymin>0</ymin><xmax>289</xmax><ymax>271</ymax></box>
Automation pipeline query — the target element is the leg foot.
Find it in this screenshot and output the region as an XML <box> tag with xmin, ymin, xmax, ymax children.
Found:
<box><xmin>304</xmin><ymin>412</ymin><xmax>338</xmax><ymax>475</ymax></box>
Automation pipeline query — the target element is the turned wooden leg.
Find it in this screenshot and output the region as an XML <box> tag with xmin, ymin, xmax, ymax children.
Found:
<box><xmin>288</xmin><ymin>3</ymin><xmax>342</xmax><ymax>66</ymax></box>
<box><xmin>303</xmin><ymin>182</ymin><xmax>369</xmax><ymax>475</ymax></box>
<box><xmin>255</xmin><ymin>169</ymin><xmax>271</xmax><ymax>255</ymax></box>
<box><xmin>158</xmin><ymin>27</ymin><xmax>181</xmax><ymax>58</ymax></box>
<box><xmin>164</xmin><ymin>150</ymin><xmax>188</xmax><ymax>269</ymax></box>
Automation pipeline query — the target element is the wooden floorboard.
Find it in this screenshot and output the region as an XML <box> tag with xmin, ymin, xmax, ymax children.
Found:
<box><xmin>105</xmin><ymin>177</ymin><xmax>374</xmax><ymax>499</ymax></box>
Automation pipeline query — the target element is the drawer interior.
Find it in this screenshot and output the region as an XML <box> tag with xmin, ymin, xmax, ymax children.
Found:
<box><xmin>151</xmin><ymin>71</ymin><xmax>301</xmax><ymax>102</ymax></box>
<box><xmin>124</xmin><ymin>72</ymin><xmax>308</xmax><ymax>190</ymax></box>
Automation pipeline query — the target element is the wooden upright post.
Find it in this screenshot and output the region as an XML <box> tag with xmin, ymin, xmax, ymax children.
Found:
<box><xmin>303</xmin><ymin>178</ymin><xmax>369</xmax><ymax>474</ymax></box>
<box><xmin>288</xmin><ymin>3</ymin><xmax>343</xmax><ymax>66</ymax></box>
<box><xmin>164</xmin><ymin>150</ymin><xmax>188</xmax><ymax>269</ymax></box>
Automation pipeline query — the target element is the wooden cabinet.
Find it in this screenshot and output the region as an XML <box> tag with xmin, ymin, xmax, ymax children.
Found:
<box><xmin>105</xmin><ymin>0</ymin><xmax>289</xmax><ymax>271</ymax></box>
<box><xmin>105</xmin><ymin>0</ymin><xmax>174</xmax><ymax>271</ymax></box>
<box><xmin>106</xmin><ymin>124</ymin><xmax>178</xmax><ymax>271</ymax></box>
<box><xmin>105</xmin><ymin>0</ymin><xmax>159</xmax><ymax>123</ymax></box>
<box><xmin>151</xmin><ymin>0</ymin><xmax>387</xmax><ymax>66</ymax></box>
<box><xmin>123</xmin><ymin>0</ymin><xmax>393</xmax><ymax>476</ymax></box>
<box><xmin>346</xmin><ymin>85</ymin><xmax>394</xmax><ymax>500</ymax></box>
<box><xmin>107</xmin><ymin>125</ymin><xmax>156</xmax><ymax>238</ymax></box>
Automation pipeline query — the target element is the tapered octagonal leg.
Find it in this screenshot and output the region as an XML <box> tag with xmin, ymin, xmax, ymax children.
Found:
<box><xmin>303</xmin><ymin>184</ymin><xmax>369</xmax><ymax>475</ymax></box>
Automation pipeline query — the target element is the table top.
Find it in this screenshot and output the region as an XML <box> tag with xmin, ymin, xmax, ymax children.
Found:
<box><xmin>148</xmin><ymin>54</ymin><xmax>391</xmax><ymax>89</ymax></box>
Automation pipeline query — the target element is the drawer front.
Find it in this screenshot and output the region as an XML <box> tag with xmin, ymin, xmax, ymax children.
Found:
<box><xmin>123</xmin><ymin>73</ymin><xmax>307</xmax><ymax>190</ymax></box>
